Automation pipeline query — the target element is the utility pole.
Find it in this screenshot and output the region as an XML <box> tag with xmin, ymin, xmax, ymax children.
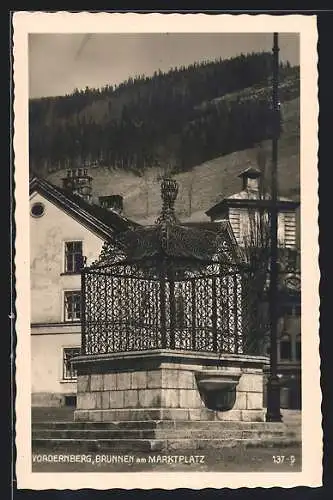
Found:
<box><xmin>266</xmin><ymin>32</ymin><xmax>282</xmax><ymax>423</ymax></box>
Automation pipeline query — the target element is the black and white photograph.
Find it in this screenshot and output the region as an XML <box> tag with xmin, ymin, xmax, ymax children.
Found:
<box><xmin>13</xmin><ymin>12</ymin><xmax>320</xmax><ymax>490</ymax></box>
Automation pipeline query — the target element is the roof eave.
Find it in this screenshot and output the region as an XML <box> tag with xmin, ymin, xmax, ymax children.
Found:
<box><xmin>206</xmin><ymin>197</ymin><xmax>300</xmax><ymax>217</ymax></box>
<box><xmin>205</xmin><ymin>200</ymin><xmax>228</xmax><ymax>218</ymax></box>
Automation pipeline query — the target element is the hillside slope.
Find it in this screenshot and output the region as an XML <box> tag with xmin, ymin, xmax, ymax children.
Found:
<box><xmin>47</xmin><ymin>97</ymin><xmax>299</xmax><ymax>225</ymax></box>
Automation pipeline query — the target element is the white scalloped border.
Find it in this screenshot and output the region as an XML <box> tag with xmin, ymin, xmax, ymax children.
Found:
<box><xmin>13</xmin><ymin>11</ymin><xmax>320</xmax><ymax>491</ymax></box>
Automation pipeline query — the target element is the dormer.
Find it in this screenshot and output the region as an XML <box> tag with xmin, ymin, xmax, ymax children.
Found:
<box><xmin>238</xmin><ymin>166</ymin><xmax>261</xmax><ymax>194</ymax></box>
<box><xmin>99</xmin><ymin>195</ymin><xmax>124</xmax><ymax>214</ymax></box>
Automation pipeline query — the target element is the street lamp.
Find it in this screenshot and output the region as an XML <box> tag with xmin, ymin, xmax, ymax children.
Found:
<box><xmin>266</xmin><ymin>32</ymin><xmax>282</xmax><ymax>423</ymax></box>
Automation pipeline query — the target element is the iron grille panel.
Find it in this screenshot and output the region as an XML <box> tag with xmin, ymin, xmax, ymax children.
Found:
<box><xmin>82</xmin><ymin>260</ymin><xmax>251</xmax><ymax>356</ymax></box>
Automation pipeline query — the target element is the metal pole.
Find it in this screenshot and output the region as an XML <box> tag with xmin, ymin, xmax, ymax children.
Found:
<box><xmin>266</xmin><ymin>33</ymin><xmax>282</xmax><ymax>422</ymax></box>
<box><xmin>81</xmin><ymin>268</ymin><xmax>86</xmax><ymax>355</ymax></box>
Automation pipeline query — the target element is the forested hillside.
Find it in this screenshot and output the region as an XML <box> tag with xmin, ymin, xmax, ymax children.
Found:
<box><xmin>47</xmin><ymin>96</ymin><xmax>300</xmax><ymax>226</ymax></box>
<box><xmin>29</xmin><ymin>51</ymin><xmax>299</xmax><ymax>178</ymax></box>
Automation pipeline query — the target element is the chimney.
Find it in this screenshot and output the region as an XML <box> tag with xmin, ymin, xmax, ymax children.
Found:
<box><xmin>238</xmin><ymin>165</ymin><xmax>261</xmax><ymax>194</ymax></box>
<box><xmin>62</xmin><ymin>167</ymin><xmax>93</xmax><ymax>203</ymax></box>
<box><xmin>99</xmin><ymin>195</ymin><xmax>124</xmax><ymax>214</ymax></box>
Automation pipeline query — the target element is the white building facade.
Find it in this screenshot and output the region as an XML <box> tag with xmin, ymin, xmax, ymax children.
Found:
<box><xmin>30</xmin><ymin>173</ymin><xmax>134</xmax><ymax>406</ymax></box>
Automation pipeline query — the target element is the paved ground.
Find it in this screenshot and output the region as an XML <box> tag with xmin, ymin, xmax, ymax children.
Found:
<box><xmin>32</xmin><ymin>445</ymin><xmax>301</xmax><ymax>473</ymax></box>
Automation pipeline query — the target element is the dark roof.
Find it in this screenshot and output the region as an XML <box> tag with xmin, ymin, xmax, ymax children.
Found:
<box><xmin>182</xmin><ymin>221</ymin><xmax>227</xmax><ymax>231</ymax></box>
<box><xmin>105</xmin><ymin>219</ymin><xmax>241</xmax><ymax>266</ymax></box>
<box><xmin>238</xmin><ymin>166</ymin><xmax>261</xmax><ymax>178</ymax></box>
<box><xmin>30</xmin><ymin>176</ymin><xmax>138</xmax><ymax>240</ymax></box>
<box><xmin>117</xmin><ymin>225</ymin><xmax>215</xmax><ymax>261</ymax></box>
<box><xmin>206</xmin><ymin>197</ymin><xmax>300</xmax><ymax>218</ymax></box>
<box><xmin>182</xmin><ymin>220</ymin><xmax>238</xmax><ymax>247</ymax></box>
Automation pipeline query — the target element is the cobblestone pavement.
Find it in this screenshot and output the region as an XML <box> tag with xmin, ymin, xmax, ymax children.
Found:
<box><xmin>32</xmin><ymin>445</ymin><xmax>301</xmax><ymax>473</ymax></box>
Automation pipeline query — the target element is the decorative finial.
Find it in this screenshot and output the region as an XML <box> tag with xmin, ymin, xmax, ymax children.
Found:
<box><xmin>155</xmin><ymin>177</ymin><xmax>179</xmax><ymax>225</ymax></box>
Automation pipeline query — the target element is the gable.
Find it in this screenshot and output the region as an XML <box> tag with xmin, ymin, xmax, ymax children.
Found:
<box><xmin>29</xmin><ymin>177</ymin><xmax>136</xmax><ymax>240</ymax></box>
<box><xmin>30</xmin><ymin>190</ymin><xmax>109</xmax><ymax>243</ymax></box>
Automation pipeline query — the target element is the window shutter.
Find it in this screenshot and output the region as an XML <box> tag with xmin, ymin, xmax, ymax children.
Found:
<box><xmin>284</xmin><ymin>212</ymin><xmax>296</xmax><ymax>248</ymax></box>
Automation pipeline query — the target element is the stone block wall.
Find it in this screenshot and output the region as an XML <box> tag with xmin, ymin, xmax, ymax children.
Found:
<box><xmin>76</xmin><ymin>367</ymin><xmax>204</xmax><ymax>421</ymax></box>
<box><xmin>74</xmin><ymin>353</ymin><xmax>267</xmax><ymax>423</ymax></box>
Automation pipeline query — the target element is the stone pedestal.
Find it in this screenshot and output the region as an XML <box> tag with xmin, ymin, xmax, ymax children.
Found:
<box><xmin>73</xmin><ymin>350</ymin><xmax>269</xmax><ymax>423</ymax></box>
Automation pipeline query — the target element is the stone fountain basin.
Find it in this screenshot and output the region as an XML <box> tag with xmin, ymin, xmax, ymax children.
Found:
<box><xmin>195</xmin><ymin>371</ymin><xmax>241</xmax><ymax>392</ymax></box>
<box><xmin>195</xmin><ymin>370</ymin><xmax>241</xmax><ymax>411</ymax></box>
<box><xmin>197</xmin><ymin>378</ymin><xmax>238</xmax><ymax>391</ymax></box>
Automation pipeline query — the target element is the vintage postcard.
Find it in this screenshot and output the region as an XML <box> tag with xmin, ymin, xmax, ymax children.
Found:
<box><xmin>13</xmin><ymin>12</ymin><xmax>321</xmax><ymax>489</ymax></box>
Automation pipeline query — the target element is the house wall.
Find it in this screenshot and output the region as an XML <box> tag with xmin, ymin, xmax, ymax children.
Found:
<box><xmin>277</xmin><ymin>305</ymin><xmax>301</xmax><ymax>363</ymax></box>
<box><xmin>262</xmin><ymin>301</ymin><xmax>301</xmax><ymax>410</ymax></box>
<box><xmin>213</xmin><ymin>208</ymin><xmax>296</xmax><ymax>249</ymax></box>
<box><xmin>30</xmin><ymin>191</ymin><xmax>105</xmax><ymax>406</ymax></box>
<box><xmin>30</xmin><ymin>192</ymin><xmax>104</xmax><ymax>324</ymax></box>
<box><xmin>31</xmin><ymin>331</ymin><xmax>81</xmax><ymax>406</ymax></box>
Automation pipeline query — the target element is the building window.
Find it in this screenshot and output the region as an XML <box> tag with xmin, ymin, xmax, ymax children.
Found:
<box><xmin>296</xmin><ymin>335</ymin><xmax>301</xmax><ymax>361</ymax></box>
<box><xmin>280</xmin><ymin>335</ymin><xmax>292</xmax><ymax>360</ymax></box>
<box><xmin>64</xmin><ymin>241</ymin><xmax>83</xmax><ymax>273</ymax></box>
<box><xmin>64</xmin><ymin>291</ymin><xmax>81</xmax><ymax>322</ymax></box>
<box><xmin>63</xmin><ymin>347</ymin><xmax>81</xmax><ymax>380</ymax></box>
<box><xmin>30</xmin><ymin>202</ymin><xmax>45</xmax><ymax>218</ymax></box>
<box><xmin>286</xmin><ymin>249</ymin><xmax>298</xmax><ymax>270</ymax></box>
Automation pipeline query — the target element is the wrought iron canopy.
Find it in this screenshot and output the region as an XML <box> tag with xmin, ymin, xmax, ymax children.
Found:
<box><xmin>95</xmin><ymin>177</ymin><xmax>239</xmax><ymax>267</ymax></box>
<box><xmin>117</xmin><ymin>223</ymin><xmax>226</xmax><ymax>261</ymax></box>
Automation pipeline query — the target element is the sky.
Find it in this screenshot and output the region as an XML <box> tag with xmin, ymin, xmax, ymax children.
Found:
<box><xmin>29</xmin><ymin>33</ymin><xmax>299</xmax><ymax>99</ymax></box>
